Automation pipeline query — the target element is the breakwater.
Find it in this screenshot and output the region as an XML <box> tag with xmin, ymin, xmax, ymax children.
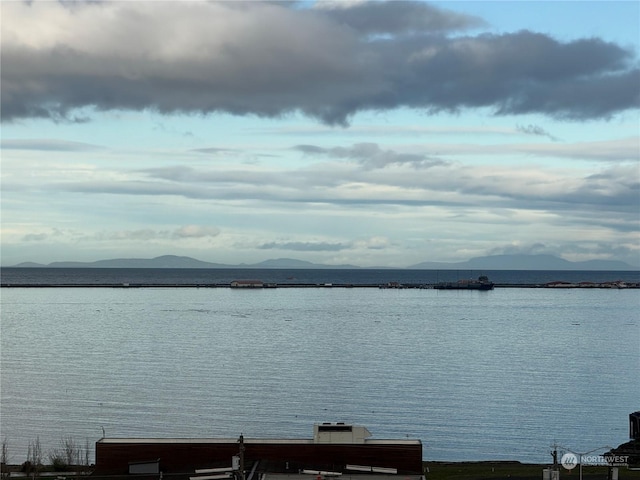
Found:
<box><xmin>2</xmin><ymin>281</ymin><xmax>637</xmax><ymax>288</ymax></box>
<box><xmin>2</xmin><ymin>267</ymin><xmax>638</xmax><ymax>289</ymax></box>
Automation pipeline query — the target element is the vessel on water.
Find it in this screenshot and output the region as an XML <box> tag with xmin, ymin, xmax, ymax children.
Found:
<box><xmin>433</xmin><ymin>275</ymin><xmax>494</xmax><ymax>290</ymax></box>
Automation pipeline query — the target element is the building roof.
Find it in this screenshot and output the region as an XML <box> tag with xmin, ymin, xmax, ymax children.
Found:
<box><xmin>97</xmin><ymin>437</ymin><xmax>421</xmax><ymax>445</ymax></box>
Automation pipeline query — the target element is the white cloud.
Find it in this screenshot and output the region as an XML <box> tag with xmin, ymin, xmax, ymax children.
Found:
<box><xmin>172</xmin><ymin>225</ymin><xmax>221</xmax><ymax>239</ymax></box>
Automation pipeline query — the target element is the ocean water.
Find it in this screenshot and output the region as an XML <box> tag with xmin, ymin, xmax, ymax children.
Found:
<box><xmin>1</xmin><ymin>267</ymin><xmax>639</xmax><ymax>286</ymax></box>
<box><xmin>1</xmin><ymin>269</ymin><xmax>639</xmax><ymax>465</ymax></box>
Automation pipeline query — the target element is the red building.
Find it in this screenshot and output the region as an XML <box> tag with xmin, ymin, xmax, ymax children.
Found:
<box><xmin>94</xmin><ymin>423</ymin><xmax>423</xmax><ymax>476</ymax></box>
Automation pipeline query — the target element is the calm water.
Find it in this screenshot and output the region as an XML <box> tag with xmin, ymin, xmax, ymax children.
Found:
<box><xmin>1</xmin><ymin>270</ymin><xmax>639</xmax><ymax>465</ymax></box>
<box><xmin>2</xmin><ymin>267</ymin><xmax>640</xmax><ymax>286</ymax></box>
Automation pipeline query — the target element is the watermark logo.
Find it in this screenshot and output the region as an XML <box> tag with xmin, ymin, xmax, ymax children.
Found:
<box><xmin>560</xmin><ymin>452</ymin><xmax>629</xmax><ymax>470</ymax></box>
<box><xmin>561</xmin><ymin>453</ymin><xmax>578</xmax><ymax>470</ymax></box>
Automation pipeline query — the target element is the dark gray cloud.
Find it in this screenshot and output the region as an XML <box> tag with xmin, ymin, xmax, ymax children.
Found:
<box><xmin>2</xmin><ymin>2</ymin><xmax>638</xmax><ymax>124</ymax></box>
<box><xmin>317</xmin><ymin>0</ymin><xmax>486</xmax><ymax>35</ymax></box>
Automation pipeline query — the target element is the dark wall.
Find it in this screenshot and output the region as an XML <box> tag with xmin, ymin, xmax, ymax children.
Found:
<box><xmin>95</xmin><ymin>441</ymin><xmax>423</xmax><ymax>475</ymax></box>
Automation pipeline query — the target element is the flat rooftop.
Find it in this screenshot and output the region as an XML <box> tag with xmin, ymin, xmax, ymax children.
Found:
<box><xmin>97</xmin><ymin>437</ymin><xmax>421</xmax><ymax>445</ymax></box>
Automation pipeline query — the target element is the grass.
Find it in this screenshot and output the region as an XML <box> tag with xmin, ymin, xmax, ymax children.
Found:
<box><xmin>3</xmin><ymin>461</ymin><xmax>640</xmax><ymax>480</ymax></box>
<box><xmin>423</xmin><ymin>461</ymin><xmax>640</xmax><ymax>479</ymax></box>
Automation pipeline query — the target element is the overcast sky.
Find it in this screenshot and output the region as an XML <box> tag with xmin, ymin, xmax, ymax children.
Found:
<box><xmin>1</xmin><ymin>0</ymin><xmax>639</xmax><ymax>267</ymax></box>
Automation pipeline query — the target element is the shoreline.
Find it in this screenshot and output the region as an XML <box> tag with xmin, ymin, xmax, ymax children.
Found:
<box><xmin>1</xmin><ymin>282</ymin><xmax>638</xmax><ymax>289</ymax></box>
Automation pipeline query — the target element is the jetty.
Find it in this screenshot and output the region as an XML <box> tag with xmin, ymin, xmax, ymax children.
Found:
<box><xmin>1</xmin><ymin>281</ymin><xmax>637</xmax><ymax>289</ymax></box>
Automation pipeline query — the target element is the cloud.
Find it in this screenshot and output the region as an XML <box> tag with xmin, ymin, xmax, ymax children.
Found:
<box><xmin>353</xmin><ymin>236</ymin><xmax>394</xmax><ymax>250</ymax></box>
<box><xmin>488</xmin><ymin>241</ymin><xmax>640</xmax><ymax>265</ymax></box>
<box><xmin>257</xmin><ymin>237</ymin><xmax>393</xmax><ymax>252</ymax></box>
<box><xmin>90</xmin><ymin>226</ymin><xmax>220</xmax><ymax>242</ymax></box>
<box><xmin>35</xmin><ymin>140</ymin><xmax>633</xmax><ymax>222</ymax></box>
<box><xmin>20</xmin><ymin>226</ymin><xmax>221</xmax><ymax>243</ymax></box>
<box><xmin>191</xmin><ymin>147</ymin><xmax>239</xmax><ymax>155</ymax></box>
<box><xmin>258</xmin><ymin>241</ymin><xmax>348</xmax><ymax>252</ymax></box>
<box><xmin>1</xmin><ymin>138</ymin><xmax>104</xmax><ymax>151</ymax></box>
<box><xmin>22</xmin><ymin>233</ymin><xmax>49</xmax><ymax>242</ymax></box>
<box><xmin>172</xmin><ymin>225</ymin><xmax>221</xmax><ymax>239</ymax></box>
<box><xmin>516</xmin><ymin>124</ymin><xmax>559</xmax><ymax>141</ymax></box>
<box><xmin>315</xmin><ymin>0</ymin><xmax>487</xmax><ymax>35</ymax></box>
<box><xmin>92</xmin><ymin>229</ymin><xmax>162</xmax><ymax>242</ymax></box>
<box><xmin>295</xmin><ymin>142</ymin><xmax>447</xmax><ymax>169</ymax></box>
<box><xmin>261</xmin><ymin>124</ymin><xmax>518</xmax><ymax>137</ymax></box>
<box><xmin>375</xmin><ymin>137</ymin><xmax>638</xmax><ymax>162</ymax></box>
<box><xmin>488</xmin><ymin>242</ymin><xmax>554</xmax><ymax>256</ymax></box>
<box><xmin>2</xmin><ymin>2</ymin><xmax>638</xmax><ymax>124</ymax></box>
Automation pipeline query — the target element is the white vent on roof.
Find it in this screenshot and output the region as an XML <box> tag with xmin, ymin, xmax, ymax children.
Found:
<box><xmin>313</xmin><ymin>423</ymin><xmax>371</xmax><ymax>444</ymax></box>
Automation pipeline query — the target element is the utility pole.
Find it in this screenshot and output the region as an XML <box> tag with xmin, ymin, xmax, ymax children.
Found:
<box><xmin>545</xmin><ymin>444</ymin><xmax>560</xmax><ymax>480</ymax></box>
<box><xmin>238</xmin><ymin>434</ymin><xmax>245</xmax><ymax>480</ymax></box>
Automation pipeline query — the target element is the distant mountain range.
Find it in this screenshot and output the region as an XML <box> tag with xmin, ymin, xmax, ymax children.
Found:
<box><xmin>407</xmin><ymin>254</ymin><xmax>638</xmax><ymax>271</ymax></box>
<box><xmin>11</xmin><ymin>255</ymin><xmax>360</xmax><ymax>270</ymax></box>
<box><xmin>9</xmin><ymin>254</ymin><xmax>638</xmax><ymax>270</ymax></box>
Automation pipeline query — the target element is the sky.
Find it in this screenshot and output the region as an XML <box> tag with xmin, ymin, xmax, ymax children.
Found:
<box><xmin>1</xmin><ymin>0</ymin><xmax>639</xmax><ymax>268</ymax></box>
